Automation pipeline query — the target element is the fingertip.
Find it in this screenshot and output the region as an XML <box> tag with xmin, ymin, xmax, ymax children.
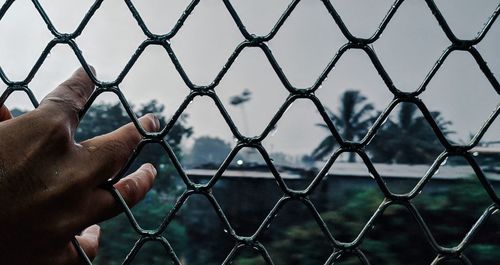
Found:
<box><xmin>113</xmin><ymin>164</ymin><xmax>157</xmax><ymax>207</ymax></box>
<box><xmin>139</xmin><ymin>113</ymin><xmax>160</xmax><ymax>133</ymax></box>
<box><xmin>141</xmin><ymin>163</ymin><xmax>157</xmax><ymax>178</ymax></box>
<box><xmin>84</xmin><ymin>224</ymin><xmax>101</xmax><ymax>237</ymax></box>
<box><xmin>70</xmin><ymin>66</ymin><xmax>95</xmax><ymax>90</ymax></box>
<box><xmin>88</xmin><ymin>65</ymin><xmax>96</xmax><ymax>76</ymax></box>
<box><xmin>76</xmin><ymin>225</ymin><xmax>101</xmax><ymax>261</ymax></box>
<box><xmin>0</xmin><ymin>104</ymin><xmax>12</xmax><ymax>121</ymax></box>
<box><xmin>135</xmin><ymin>163</ymin><xmax>157</xmax><ymax>193</ymax></box>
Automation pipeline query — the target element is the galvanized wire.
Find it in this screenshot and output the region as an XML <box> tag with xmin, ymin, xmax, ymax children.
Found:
<box><xmin>0</xmin><ymin>0</ymin><xmax>499</xmax><ymax>264</ymax></box>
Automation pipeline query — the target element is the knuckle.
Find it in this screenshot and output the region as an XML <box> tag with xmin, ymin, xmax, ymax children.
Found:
<box><xmin>61</xmin><ymin>78</ymin><xmax>90</xmax><ymax>105</ymax></box>
<box><xmin>121</xmin><ymin>178</ymin><xmax>140</xmax><ymax>204</ymax></box>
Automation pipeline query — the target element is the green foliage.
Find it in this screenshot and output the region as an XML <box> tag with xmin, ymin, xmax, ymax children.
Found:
<box><xmin>369</xmin><ymin>103</ymin><xmax>453</xmax><ymax>164</ymax></box>
<box><xmin>234</xmin><ymin>257</ymin><xmax>266</xmax><ymax>265</ymax></box>
<box><xmin>77</xmin><ymin>100</ymin><xmax>192</xmax><ymax>193</ymax></box>
<box><xmin>75</xmin><ymin>100</ymin><xmax>192</xmax><ymax>265</ymax></box>
<box><xmin>76</xmin><ymin>100</ymin><xmax>192</xmax><ymax>154</ymax></box>
<box><xmin>234</xmin><ymin>182</ymin><xmax>499</xmax><ymax>265</ymax></box>
<box><xmin>311</xmin><ymin>91</ymin><xmax>455</xmax><ymax>165</ymax></box>
<box><xmin>94</xmin><ymin>191</ymin><xmax>188</xmax><ymax>265</ymax></box>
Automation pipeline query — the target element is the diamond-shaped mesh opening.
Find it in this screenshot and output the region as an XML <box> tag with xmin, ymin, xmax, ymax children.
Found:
<box><xmin>217</xmin><ymin>47</ymin><xmax>288</xmax><ymax>137</ymax></box>
<box><xmin>120</xmin><ymin>45</ymin><xmax>190</xmax><ymax>123</ymax></box>
<box><xmin>1</xmin><ymin>0</ymin><xmax>499</xmax><ymax>264</ymax></box>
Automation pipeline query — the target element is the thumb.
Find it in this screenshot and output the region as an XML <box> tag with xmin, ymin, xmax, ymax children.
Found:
<box><xmin>75</xmin><ymin>225</ymin><xmax>101</xmax><ymax>261</ymax></box>
<box><xmin>0</xmin><ymin>104</ymin><xmax>12</xmax><ymax>121</ymax></box>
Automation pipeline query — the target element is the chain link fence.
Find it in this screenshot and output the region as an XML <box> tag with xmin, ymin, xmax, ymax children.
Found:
<box><xmin>1</xmin><ymin>0</ymin><xmax>499</xmax><ymax>264</ymax></box>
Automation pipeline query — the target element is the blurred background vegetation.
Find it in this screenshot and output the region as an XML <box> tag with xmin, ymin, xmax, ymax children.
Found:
<box><xmin>12</xmin><ymin>89</ymin><xmax>498</xmax><ymax>265</ymax></box>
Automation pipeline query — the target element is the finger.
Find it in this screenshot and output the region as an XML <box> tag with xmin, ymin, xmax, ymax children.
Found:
<box><xmin>0</xmin><ymin>104</ymin><xmax>12</xmax><ymax>121</ymax></box>
<box><xmin>75</xmin><ymin>225</ymin><xmax>101</xmax><ymax>261</ymax></box>
<box><xmin>38</xmin><ymin>66</ymin><xmax>96</xmax><ymax>129</ymax></box>
<box><xmin>86</xmin><ymin>164</ymin><xmax>157</xmax><ymax>224</ymax></box>
<box><xmin>80</xmin><ymin>114</ymin><xmax>160</xmax><ymax>183</ymax></box>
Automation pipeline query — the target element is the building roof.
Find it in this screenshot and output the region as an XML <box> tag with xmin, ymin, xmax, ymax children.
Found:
<box><xmin>186</xmin><ymin>162</ymin><xmax>500</xmax><ymax>181</ymax></box>
<box><xmin>327</xmin><ymin>162</ymin><xmax>500</xmax><ymax>181</ymax></box>
<box><xmin>186</xmin><ymin>169</ymin><xmax>302</xmax><ymax>180</ymax></box>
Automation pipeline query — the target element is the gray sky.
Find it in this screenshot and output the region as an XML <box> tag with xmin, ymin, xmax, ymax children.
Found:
<box><xmin>1</xmin><ymin>0</ymin><xmax>499</xmax><ymax>157</ymax></box>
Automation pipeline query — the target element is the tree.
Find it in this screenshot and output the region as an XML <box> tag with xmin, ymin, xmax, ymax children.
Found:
<box><xmin>73</xmin><ymin>100</ymin><xmax>193</xmax><ymax>265</ymax></box>
<box><xmin>369</xmin><ymin>103</ymin><xmax>453</xmax><ymax>164</ymax></box>
<box><xmin>77</xmin><ymin>100</ymin><xmax>192</xmax><ymax>153</ymax></box>
<box><xmin>312</xmin><ymin>90</ymin><xmax>375</xmax><ymax>162</ymax></box>
<box><xmin>186</xmin><ymin>136</ymin><xmax>232</xmax><ymax>168</ymax></box>
<box><xmin>94</xmin><ymin>191</ymin><xmax>188</xmax><ymax>265</ymax></box>
<box><xmin>233</xmin><ymin>181</ymin><xmax>500</xmax><ymax>265</ymax></box>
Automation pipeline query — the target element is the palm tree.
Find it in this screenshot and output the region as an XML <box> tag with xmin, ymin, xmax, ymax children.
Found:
<box><xmin>312</xmin><ymin>90</ymin><xmax>375</xmax><ymax>162</ymax></box>
<box><xmin>369</xmin><ymin>103</ymin><xmax>454</xmax><ymax>164</ymax></box>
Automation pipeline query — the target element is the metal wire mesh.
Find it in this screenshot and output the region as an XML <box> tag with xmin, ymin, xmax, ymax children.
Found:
<box><xmin>1</xmin><ymin>0</ymin><xmax>499</xmax><ymax>264</ymax></box>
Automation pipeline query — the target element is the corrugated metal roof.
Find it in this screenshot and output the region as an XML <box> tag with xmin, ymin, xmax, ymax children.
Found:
<box><xmin>186</xmin><ymin>162</ymin><xmax>500</xmax><ymax>181</ymax></box>
<box><xmin>186</xmin><ymin>169</ymin><xmax>302</xmax><ymax>179</ymax></box>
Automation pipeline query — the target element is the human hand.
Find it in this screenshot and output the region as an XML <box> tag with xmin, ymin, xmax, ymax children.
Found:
<box><xmin>0</xmin><ymin>67</ymin><xmax>159</xmax><ymax>264</ymax></box>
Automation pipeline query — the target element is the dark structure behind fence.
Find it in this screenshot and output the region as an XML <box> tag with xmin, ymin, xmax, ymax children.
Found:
<box><xmin>1</xmin><ymin>0</ymin><xmax>499</xmax><ymax>264</ymax></box>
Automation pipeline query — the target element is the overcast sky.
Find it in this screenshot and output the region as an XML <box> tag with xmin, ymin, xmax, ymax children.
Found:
<box><xmin>0</xmin><ymin>0</ymin><xmax>499</xmax><ymax>157</ymax></box>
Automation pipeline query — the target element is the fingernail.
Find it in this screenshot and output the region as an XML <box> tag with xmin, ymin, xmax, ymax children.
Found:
<box><xmin>142</xmin><ymin>163</ymin><xmax>157</xmax><ymax>176</ymax></box>
<box><xmin>85</xmin><ymin>225</ymin><xmax>100</xmax><ymax>238</ymax></box>
<box><xmin>93</xmin><ymin>225</ymin><xmax>101</xmax><ymax>234</ymax></box>
<box><xmin>139</xmin><ymin>114</ymin><xmax>160</xmax><ymax>132</ymax></box>
<box><xmin>88</xmin><ymin>65</ymin><xmax>96</xmax><ymax>75</ymax></box>
<box><xmin>150</xmin><ymin>114</ymin><xmax>160</xmax><ymax>132</ymax></box>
